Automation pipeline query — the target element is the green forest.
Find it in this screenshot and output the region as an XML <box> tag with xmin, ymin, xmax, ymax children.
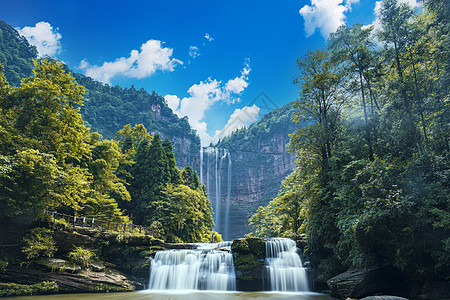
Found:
<box><xmin>249</xmin><ymin>0</ymin><xmax>449</xmax><ymax>283</ymax></box>
<box><xmin>0</xmin><ymin>58</ymin><xmax>216</xmax><ymax>258</ymax></box>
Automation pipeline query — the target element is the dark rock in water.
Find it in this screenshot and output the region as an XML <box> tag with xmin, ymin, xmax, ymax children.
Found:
<box><xmin>328</xmin><ymin>266</ymin><xmax>402</xmax><ymax>299</ymax></box>
<box><xmin>361</xmin><ymin>296</ymin><xmax>409</xmax><ymax>300</ymax></box>
<box><xmin>231</xmin><ymin>237</ymin><xmax>266</xmax><ymax>291</ymax></box>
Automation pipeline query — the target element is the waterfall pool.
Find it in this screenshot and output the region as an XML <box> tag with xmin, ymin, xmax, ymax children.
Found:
<box><xmin>10</xmin><ymin>291</ymin><xmax>333</xmax><ymax>300</ymax></box>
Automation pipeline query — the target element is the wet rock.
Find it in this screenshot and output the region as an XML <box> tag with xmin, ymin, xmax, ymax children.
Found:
<box><xmin>361</xmin><ymin>297</ymin><xmax>409</xmax><ymax>300</ymax></box>
<box><xmin>36</xmin><ymin>258</ymin><xmax>81</xmax><ymax>273</ymax></box>
<box><xmin>231</xmin><ymin>237</ymin><xmax>266</xmax><ymax>291</ymax></box>
<box><xmin>328</xmin><ymin>266</ymin><xmax>402</xmax><ymax>299</ymax></box>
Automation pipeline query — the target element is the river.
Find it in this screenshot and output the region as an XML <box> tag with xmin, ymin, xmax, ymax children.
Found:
<box><xmin>10</xmin><ymin>291</ymin><xmax>333</xmax><ymax>300</ymax></box>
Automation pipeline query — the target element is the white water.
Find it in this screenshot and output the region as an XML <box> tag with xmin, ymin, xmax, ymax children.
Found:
<box><xmin>265</xmin><ymin>238</ymin><xmax>309</xmax><ymax>292</ymax></box>
<box><xmin>223</xmin><ymin>150</ymin><xmax>232</xmax><ymax>240</ymax></box>
<box><xmin>200</xmin><ymin>147</ymin><xmax>232</xmax><ymax>239</ymax></box>
<box><xmin>149</xmin><ymin>243</ymin><xmax>236</xmax><ymax>291</ymax></box>
<box><xmin>215</xmin><ymin>148</ymin><xmax>221</xmax><ymax>232</ymax></box>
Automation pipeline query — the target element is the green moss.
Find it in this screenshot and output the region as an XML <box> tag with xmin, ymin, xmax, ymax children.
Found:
<box><xmin>231</xmin><ymin>237</ymin><xmax>265</xmax><ymax>258</ymax></box>
<box><xmin>0</xmin><ymin>281</ymin><xmax>59</xmax><ymax>297</ymax></box>
<box><xmin>233</xmin><ymin>253</ymin><xmax>264</xmax><ymax>271</ymax></box>
<box><xmin>85</xmin><ymin>283</ymin><xmax>130</xmax><ymax>292</ymax></box>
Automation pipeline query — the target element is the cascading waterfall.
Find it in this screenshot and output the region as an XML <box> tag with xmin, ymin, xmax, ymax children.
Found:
<box><xmin>199</xmin><ymin>147</ymin><xmax>203</xmax><ymax>185</ymax></box>
<box><xmin>265</xmin><ymin>238</ymin><xmax>309</xmax><ymax>292</ymax></box>
<box><xmin>215</xmin><ymin>148</ymin><xmax>221</xmax><ymax>232</ymax></box>
<box><xmin>200</xmin><ymin>147</ymin><xmax>233</xmax><ymax>239</ymax></box>
<box><xmin>148</xmin><ymin>243</ymin><xmax>236</xmax><ymax>291</ymax></box>
<box><xmin>224</xmin><ymin>150</ymin><xmax>232</xmax><ymax>240</ymax></box>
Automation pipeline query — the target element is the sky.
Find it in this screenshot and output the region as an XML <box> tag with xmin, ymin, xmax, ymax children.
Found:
<box><xmin>0</xmin><ymin>0</ymin><xmax>419</xmax><ymax>145</ymax></box>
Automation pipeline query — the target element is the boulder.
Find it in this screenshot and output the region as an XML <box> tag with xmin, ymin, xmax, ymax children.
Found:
<box><xmin>231</xmin><ymin>238</ymin><xmax>266</xmax><ymax>291</ymax></box>
<box><xmin>328</xmin><ymin>266</ymin><xmax>402</xmax><ymax>299</ymax></box>
<box><xmin>361</xmin><ymin>297</ymin><xmax>409</xmax><ymax>300</ymax></box>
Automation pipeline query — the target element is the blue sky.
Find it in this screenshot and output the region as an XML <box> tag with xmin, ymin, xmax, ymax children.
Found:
<box><xmin>1</xmin><ymin>0</ymin><xmax>417</xmax><ymax>145</ymax></box>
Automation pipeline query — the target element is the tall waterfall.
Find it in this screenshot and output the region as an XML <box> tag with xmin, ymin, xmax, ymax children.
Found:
<box><xmin>265</xmin><ymin>238</ymin><xmax>309</xmax><ymax>291</ymax></box>
<box><xmin>224</xmin><ymin>150</ymin><xmax>232</xmax><ymax>240</ymax></box>
<box><xmin>215</xmin><ymin>148</ymin><xmax>220</xmax><ymax>232</ymax></box>
<box><xmin>199</xmin><ymin>147</ymin><xmax>232</xmax><ymax>240</ymax></box>
<box><xmin>148</xmin><ymin>244</ymin><xmax>236</xmax><ymax>291</ymax></box>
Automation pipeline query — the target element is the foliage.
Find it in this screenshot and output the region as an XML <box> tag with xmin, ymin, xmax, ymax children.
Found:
<box><xmin>73</xmin><ymin>73</ymin><xmax>200</xmax><ymax>162</ymax></box>
<box><xmin>249</xmin><ymin>0</ymin><xmax>450</xmax><ymax>282</ymax></box>
<box><xmin>22</xmin><ymin>228</ymin><xmax>57</xmax><ymax>260</ymax></box>
<box><xmin>0</xmin><ymin>20</ymin><xmax>37</xmax><ymax>86</ymax></box>
<box><xmin>67</xmin><ymin>246</ymin><xmax>94</xmax><ymax>268</ymax></box>
<box><xmin>0</xmin><ymin>59</ymin><xmax>129</xmax><ymax>224</ymax></box>
<box><xmin>0</xmin><ymin>281</ymin><xmax>59</xmax><ymax>297</ymax></box>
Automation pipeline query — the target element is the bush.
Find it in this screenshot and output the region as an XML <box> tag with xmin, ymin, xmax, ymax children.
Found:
<box><xmin>0</xmin><ymin>281</ymin><xmax>59</xmax><ymax>296</ymax></box>
<box><xmin>22</xmin><ymin>228</ymin><xmax>57</xmax><ymax>260</ymax></box>
<box><xmin>68</xmin><ymin>247</ymin><xmax>94</xmax><ymax>268</ymax></box>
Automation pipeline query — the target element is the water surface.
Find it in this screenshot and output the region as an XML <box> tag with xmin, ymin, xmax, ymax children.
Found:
<box><xmin>11</xmin><ymin>291</ymin><xmax>333</xmax><ymax>300</ymax></box>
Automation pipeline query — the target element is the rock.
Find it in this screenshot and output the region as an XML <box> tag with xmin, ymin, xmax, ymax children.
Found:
<box><xmin>36</xmin><ymin>258</ymin><xmax>81</xmax><ymax>273</ymax></box>
<box><xmin>231</xmin><ymin>237</ymin><xmax>265</xmax><ymax>256</ymax></box>
<box><xmin>53</xmin><ymin>231</ymin><xmax>96</xmax><ymax>253</ymax></box>
<box><xmin>231</xmin><ymin>237</ymin><xmax>266</xmax><ymax>291</ymax></box>
<box><xmin>328</xmin><ymin>266</ymin><xmax>402</xmax><ymax>299</ymax></box>
<box><xmin>160</xmin><ymin>242</ymin><xmax>197</xmax><ymax>249</ymax></box>
<box><xmin>0</xmin><ymin>266</ymin><xmax>136</xmax><ymax>292</ymax></box>
<box><xmin>89</xmin><ymin>263</ymin><xmax>105</xmax><ymax>272</ymax></box>
<box><xmin>361</xmin><ymin>297</ymin><xmax>409</xmax><ymax>300</ymax></box>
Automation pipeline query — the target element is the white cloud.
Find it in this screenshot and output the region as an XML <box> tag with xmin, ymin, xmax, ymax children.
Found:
<box><xmin>189</xmin><ymin>46</ymin><xmax>200</xmax><ymax>59</ymax></box>
<box><xmin>165</xmin><ymin>60</ymin><xmax>252</xmax><ymax>146</ymax></box>
<box><xmin>17</xmin><ymin>21</ymin><xmax>62</xmax><ymax>57</ymax></box>
<box><xmin>79</xmin><ymin>40</ymin><xmax>182</xmax><ymax>84</ymax></box>
<box><xmin>214</xmin><ymin>105</ymin><xmax>260</xmax><ymax>141</ymax></box>
<box><xmin>299</xmin><ymin>0</ymin><xmax>359</xmax><ymax>38</ymax></box>
<box><xmin>204</xmin><ymin>33</ymin><xmax>214</xmax><ymax>42</ymax></box>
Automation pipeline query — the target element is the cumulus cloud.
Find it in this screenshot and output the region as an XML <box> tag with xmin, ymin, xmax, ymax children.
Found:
<box><xmin>79</xmin><ymin>40</ymin><xmax>182</xmax><ymax>84</ymax></box>
<box><xmin>17</xmin><ymin>21</ymin><xmax>62</xmax><ymax>57</ymax></box>
<box><xmin>299</xmin><ymin>0</ymin><xmax>359</xmax><ymax>38</ymax></box>
<box><xmin>214</xmin><ymin>105</ymin><xmax>260</xmax><ymax>141</ymax></box>
<box><xmin>204</xmin><ymin>33</ymin><xmax>214</xmax><ymax>42</ymax></box>
<box><xmin>165</xmin><ymin>60</ymin><xmax>252</xmax><ymax>145</ymax></box>
<box><xmin>189</xmin><ymin>46</ymin><xmax>200</xmax><ymax>59</ymax></box>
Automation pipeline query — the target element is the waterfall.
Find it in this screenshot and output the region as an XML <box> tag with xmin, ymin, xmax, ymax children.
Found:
<box><xmin>200</xmin><ymin>147</ymin><xmax>203</xmax><ymax>185</ymax></box>
<box><xmin>224</xmin><ymin>150</ymin><xmax>232</xmax><ymax>240</ymax></box>
<box><xmin>264</xmin><ymin>238</ymin><xmax>309</xmax><ymax>292</ymax></box>
<box><xmin>215</xmin><ymin>148</ymin><xmax>220</xmax><ymax>232</ymax></box>
<box><xmin>206</xmin><ymin>148</ymin><xmax>210</xmax><ymax>197</ymax></box>
<box><xmin>200</xmin><ymin>147</ymin><xmax>233</xmax><ymax>239</ymax></box>
<box><xmin>148</xmin><ymin>244</ymin><xmax>236</xmax><ymax>291</ymax></box>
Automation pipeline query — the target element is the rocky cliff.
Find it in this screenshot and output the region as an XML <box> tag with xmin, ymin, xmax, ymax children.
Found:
<box><xmin>202</xmin><ymin>103</ymin><xmax>298</xmax><ymax>240</ymax></box>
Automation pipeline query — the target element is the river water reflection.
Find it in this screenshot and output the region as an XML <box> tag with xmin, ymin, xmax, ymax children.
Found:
<box><xmin>11</xmin><ymin>291</ymin><xmax>333</xmax><ymax>300</ymax></box>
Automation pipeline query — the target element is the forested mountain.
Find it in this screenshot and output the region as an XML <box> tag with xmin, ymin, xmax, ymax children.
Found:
<box><xmin>0</xmin><ymin>20</ymin><xmax>36</xmax><ymax>86</ymax></box>
<box><xmin>0</xmin><ymin>20</ymin><xmax>200</xmax><ymax>169</ymax></box>
<box><xmin>249</xmin><ymin>0</ymin><xmax>450</xmax><ymax>290</ymax></box>
<box><xmin>73</xmin><ymin>74</ymin><xmax>200</xmax><ymax>168</ymax></box>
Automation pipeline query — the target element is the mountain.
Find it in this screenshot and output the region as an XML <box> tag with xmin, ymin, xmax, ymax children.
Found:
<box><xmin>0</xmin><ymin>20</ymin><xmax>37</xmax><ymax>86</ymax></box>
<box><xmin>0</xmin><ymin>19</ymin><xmax>200</xmax><ymax>168</ymax></box>
<box><xmin>202</xmin><ymin>103</ymin><xmax>299</xmax><ymax>239</ymax></box>
<box><xmin>73</xmin><ymin>74</ymin><xmax>200</xmax><ymax>168</ymax></box>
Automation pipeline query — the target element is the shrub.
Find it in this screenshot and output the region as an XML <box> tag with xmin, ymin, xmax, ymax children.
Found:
<box><xmin>22</xmin><ymin>228</ymin><xmax>57</xmax><ymax>260</ymax></box>
<box><xmin>68</xmin><ymin>247</ymin><xmax>94</xmax><ymax>268</ymax></box>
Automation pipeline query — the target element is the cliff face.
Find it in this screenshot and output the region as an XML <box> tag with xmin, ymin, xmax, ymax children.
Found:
<box><xmin>73</xmin><ymin>74</ymin><xmax>201</xmax><ymax>170</ymax></box>
<box><xmin>201</xmin><ymin>103</ymin><xmax>298</xmax><ymax>240</ymax></box>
